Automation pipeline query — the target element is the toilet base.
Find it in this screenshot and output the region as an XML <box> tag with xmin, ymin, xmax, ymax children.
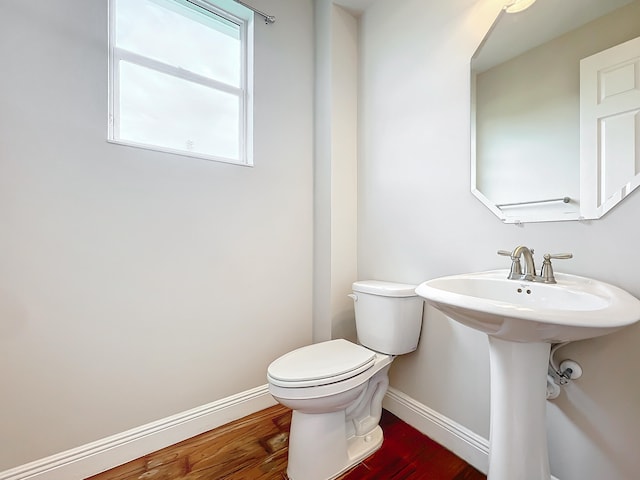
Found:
<box><xmin>346</xmin><ymin>424</ymin><xmax>383</xmax><ymax>468</ymax></box>
<box><xmin>286</xmin><ymin>410</ymin><xmax>383</xmax><ymax>480</ymax></box>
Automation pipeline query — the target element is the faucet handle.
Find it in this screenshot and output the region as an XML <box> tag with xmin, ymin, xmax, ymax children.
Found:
<box><xmin>540</xmin><ymin>253</ymin><xmax>573</xmax><ymax>283</ymax></box>
<box><xmin>498</xmin><ymin>250</ymin><xmax>522</xmax><ymax>278</ymax></box>
<box><xmin>546</xmin><ymin>253</ymin><xmax>573</xmax><ymax>260</ymax></box>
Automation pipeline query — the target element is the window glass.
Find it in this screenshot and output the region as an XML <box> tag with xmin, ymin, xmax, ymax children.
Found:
<box><xmin>119</xmin><ymin>62</ymin><xmax>240</xmax><ymax>159</ymax></box>
<box><xmin>115</xmin><ymin>0</ymin><xmax>242</xmax><ymax>86</ymax></box>
<box><xmin>109</xmin><ymin>0</ymin><xmax>252</xmax><ymax>165</ymax></box>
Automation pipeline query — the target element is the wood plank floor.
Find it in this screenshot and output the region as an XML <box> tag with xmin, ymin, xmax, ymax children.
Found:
<box><xmin>86</xmin><ymin>405</ymin><xmax>486</xmax><ymax>480</ymax></box>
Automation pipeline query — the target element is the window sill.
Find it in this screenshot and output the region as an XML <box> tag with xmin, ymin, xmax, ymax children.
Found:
<box><xmin>107</xmin><ymin>138</ymin><xmax>253</xmax><ymax>167</ymax></box>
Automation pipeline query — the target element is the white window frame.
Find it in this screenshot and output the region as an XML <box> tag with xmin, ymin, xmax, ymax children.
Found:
<box><xmin>108</xmin><ymin>0</ymin><xmax>254</xmax><ymax>166</ymax></box>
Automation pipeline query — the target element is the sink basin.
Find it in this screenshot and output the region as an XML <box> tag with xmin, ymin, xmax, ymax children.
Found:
<box><xmin>415</xmin><ymin>269</ymin><xmax>640</xmax><ymax>342</ymax></box>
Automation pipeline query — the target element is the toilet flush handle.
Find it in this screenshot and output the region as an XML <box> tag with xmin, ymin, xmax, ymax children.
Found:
<box><xmin>348</xmin><ymin>294</ymin><xmax>358</xmax><ymax>302</ymax></box>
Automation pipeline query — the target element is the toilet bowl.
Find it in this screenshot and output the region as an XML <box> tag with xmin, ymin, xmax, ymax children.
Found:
<box><xmin>267</xmin><ymin>280</ymin><xmax>424</xmax><ymax>480</ymax></box>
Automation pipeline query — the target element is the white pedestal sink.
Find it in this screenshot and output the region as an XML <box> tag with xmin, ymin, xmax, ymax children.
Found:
<box><xmin>416</xmin><ymin>269</ymin><xmax>640</xmax><ymax>480</ymax></box>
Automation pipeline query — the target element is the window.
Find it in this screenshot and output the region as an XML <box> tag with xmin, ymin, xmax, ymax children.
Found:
<box><xmin>108</xmin><ymin>0</ymin><xmax>253</xmax><ymax>165</ymax></box>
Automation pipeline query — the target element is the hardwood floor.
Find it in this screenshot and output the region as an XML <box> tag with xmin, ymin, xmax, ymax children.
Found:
<box><xmin>86</xmin><ymin>405</ymin><xmax>486</xmax><ymax>480</ymax></box>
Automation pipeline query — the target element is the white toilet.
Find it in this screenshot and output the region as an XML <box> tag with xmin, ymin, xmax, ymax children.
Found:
<box><xmin>267</xmin><ymin>280</ymin><xmax>424</xmax><ymax>480</ymax></box>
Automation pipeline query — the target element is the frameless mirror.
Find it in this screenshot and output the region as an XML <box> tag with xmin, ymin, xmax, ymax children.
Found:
<box><xmin>471</xmin><ymin>0</ymin><xmax>640</xmax><ymax>223</ymax></box>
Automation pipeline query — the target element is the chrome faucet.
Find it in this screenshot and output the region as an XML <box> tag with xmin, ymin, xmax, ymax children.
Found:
<box><xmin>511</xmin><ymin>245</ymin><xmax>536</xmax><ymax>281</ymax></box>
<box><xmin>498</xmin><ymin>245</ymin><xmax>537</xmax><ymax>281</ymax></box>
<box><xmin>498</xmin><ymin>246</ymin><xmax>573</xmax><ymax>283</ymax></box>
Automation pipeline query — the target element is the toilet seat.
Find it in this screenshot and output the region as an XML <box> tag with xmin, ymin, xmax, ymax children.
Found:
<box><xmin>267</xmin><ymin>339</ymin><xmax>376</xmax><ymax>388</ymax></box>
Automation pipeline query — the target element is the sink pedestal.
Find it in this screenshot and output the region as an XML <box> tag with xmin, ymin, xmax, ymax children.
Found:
<box><xmin>488</xmin><ymin>337</ymin><xmax>551</xmax><ymax>480</ymax></box>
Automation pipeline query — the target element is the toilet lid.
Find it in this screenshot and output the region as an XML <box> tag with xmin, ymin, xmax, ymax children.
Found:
<box><xmin>267</xmin><ymin>339</ymin><xmax>376</xmax><ymax>388</ymax></box>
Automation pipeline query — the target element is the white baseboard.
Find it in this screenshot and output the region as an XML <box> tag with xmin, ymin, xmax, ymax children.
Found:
<box><xmin>383</xmin><ymin>386</ymin><xmax>490</xmax><ymax>474</ymax></box>
<box><xmin>0</xmin><ymin>385</ymin><xmax>276</xmax><ymax>480</ymax></box>
<box><xmin>3</xmin><ymin>385</ymin><xmax>562</xmax><ymax>480</ymax></box>
<box><xmin>383</xmin><ymin>387</ymin><xmax>560</xmax><ymax>480</ymax></box>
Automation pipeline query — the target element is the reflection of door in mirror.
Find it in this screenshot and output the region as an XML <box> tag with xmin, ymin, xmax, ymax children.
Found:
<box><xmin>580</xmin><ymin>36</ymin><xmax>640</xmax><ymax>219</ymax></box>
<box><xmin>471</xmin><ymin>0</ymin><xmax>640</xmax><ymax>223</ymax></box>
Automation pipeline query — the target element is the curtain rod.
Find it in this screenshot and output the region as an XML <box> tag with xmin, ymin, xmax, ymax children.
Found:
<box><xmin>233</xmin><ymin>0</ymin><xmax>276</xmax><ymax>24</ymax></box>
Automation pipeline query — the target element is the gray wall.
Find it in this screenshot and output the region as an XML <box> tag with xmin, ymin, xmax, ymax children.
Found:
<box><xmin>359</xmin><ymin>0</ymin><xmax>640</xmax><ymax>479</ymax></box>
<box><xmin>5</xmin><ymin>0</ymin><xmax>640</xmax><ymax>478</ymax></box>
<box><xmin>313</xmin><ymin>1</ymin><xmax>359</xmax><ymax>345</ymax></box>
<box><xmin>0</xmin><ymin>0</ymin><xmax>314</xmax><ymax>470</ymax></box>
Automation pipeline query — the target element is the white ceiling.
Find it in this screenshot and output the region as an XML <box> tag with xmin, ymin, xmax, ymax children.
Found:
<box><xmin>473</xmin><ymin>0</ymin><xmax>635</xmax><ymax>72</ymax></box>
<box><xmin>332</xmin><ymin>0</ymin><xmax>377</xmax><ymax>16</ymax></box>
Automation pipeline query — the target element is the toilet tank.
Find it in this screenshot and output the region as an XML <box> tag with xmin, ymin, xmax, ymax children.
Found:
<box><xmin>351</xmin><ymin>280</ymin><xmax>424</xmax><ymax>355</ymax></box>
